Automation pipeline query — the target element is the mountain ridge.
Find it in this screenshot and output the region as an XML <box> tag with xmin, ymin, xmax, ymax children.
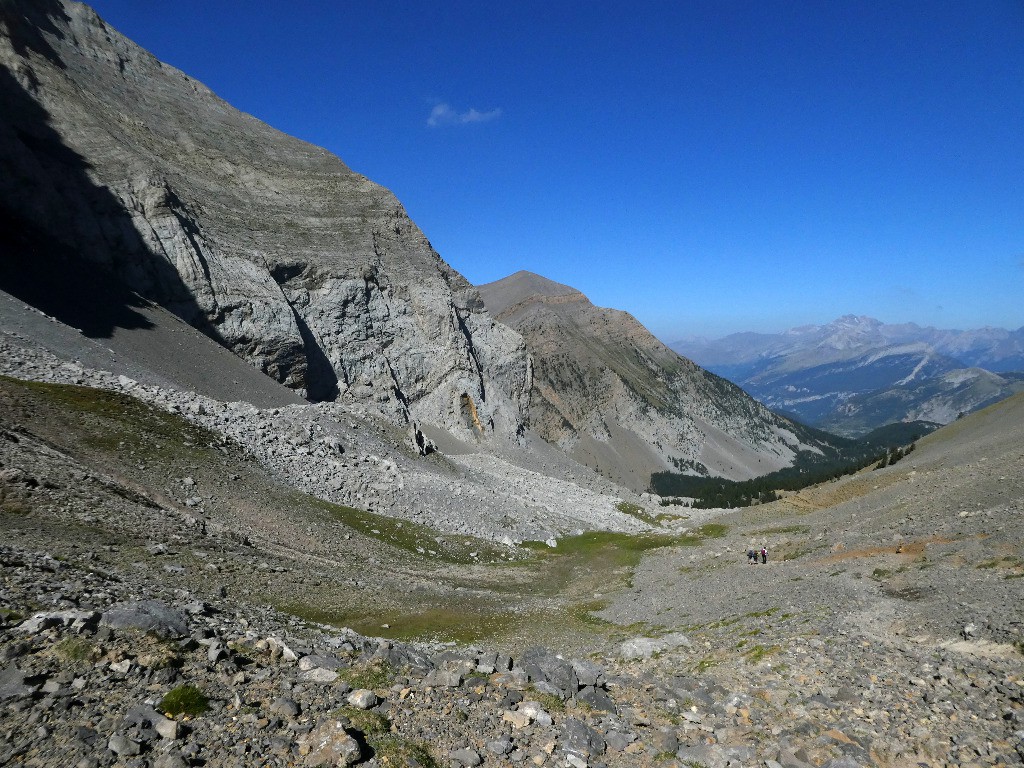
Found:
<box><xmin>671</xmin><ymin>315</ymin><xmax>1024</xmax><ymax>436</ymax></box>
<box><xmin>479</xmin><ymin>271</ymin><xmax>840</xmax><ymax>492</ymax></box>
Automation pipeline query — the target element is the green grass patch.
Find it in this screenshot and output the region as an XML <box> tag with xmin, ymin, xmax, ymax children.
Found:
<box><xmin>371</xmin><ymin>736</ymin><xmax>440</xmax><ymax>768</ymax></box>
<box><xmin>311</xmin><ymin>497</ymin><xmax>513</xmax><ymax>565</ymax></box>
<box><xmin>276</xmin><ymin>597</ymin><xmax>520</xmax><ymax>645</ymax></box>
<box><xmin>0</xmin><ymin>495</ymin><xmax>30</xmax><ymax>516</ymax></box>
<box><xmin>616</xmin><ymin>501</ymin><xmax>656</xmax><ymax>524</ymax></box>
<box><xmin>693</xmin><ymin>656</ymin><xmax>720</xmax><ymax>673</ymax></box>
<box><xmin>567</xmin><ymin>600</ymin><xmax>612</xmax><ymax>627</ymax></box>
<box><xmin>752</xmin><ymin>525</ymin><xmax>810</xmax><ymax>535</ymax></box>
<box><xmin>0</xmin><ymin>377</ymin><xmax>221</xmax><ymax>460</ymax></box>
<box><xmin>781</xmin><ymin>548</ymin><xmax>813</xmax><ymax>561</ymax></box>
<box><xmin>744</xmin><ymin>644</ymin><xmax>782</xmax><ymax>663</ymax></box>
<box><xmin>695</xmin><ymin>523</ymin><xmax>729</xmax><ymax>538</ymax></box>
<box><xmin>977</xmin><ymin>556</ymin><xmax>1021</xmax><ymax>570</ymax></box>
<box><xmin>54</xmin><ymin>637</ymin><xmax>99</xmax><ymax>663</ymax></box>
<box><xmin>334</xmin><ymin>706</ymin><xmax>391</xmax><ymax>735</ymax></box>
<box><xmin>336</xmin><ymin>662</ymin><xmax>395</xmax><ymax>691</ymax></box>
<box><xmin>528</xmin><ymin>688</ymin><xmax>566</xmax><ymax>713</ymax></box>
<box><xmin>160</xmin><ymin>685</ymin><xmax>209</xmax><ymax>717</ymax></box>
<box><xmin>615</xmin><ymin>501</ymin><xmax>688</xmax><ymax>526</ymax></box>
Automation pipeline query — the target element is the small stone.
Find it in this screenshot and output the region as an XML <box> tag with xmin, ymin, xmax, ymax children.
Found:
<box><xmin>649</xmin><ymin>728</ymin><xmax>677</xmax><ymax>754</ymax></box>
<box><xmin>503</xmin><ymin>710</ymin><xmax>532</xmax><ymax>729</ymax></box>
<box><xmin>0</xmin><ymin>664</ymin><xmax>36</xmax><ymax>700</ymax></box>
<box><xmin>346</xmin><ymin>689</ymin><xmax>379</xmax><ymax>710</ymax></box>
<box><xmin>298</xmin><ymin>720</ymin><xmax>361</xmax><ymax>766</ymax></box>
<box><xmin>450</xmin><ymin>747</ymin><xmax>482</xmax><ymax>767</ymax></box>
<box><xmin>519</xmin><ymin>701</ymin><xmax>552</xmax><ymax>726</ymax></box>
<box><xmin>270</xmin><ymin>697</ymin><xmax>301</xmax><ymax>718</ymax></box>
<box><xmin>153</xmin><ymin>715</ymin><xmax>179</xmax><ymax>740</ymax></box>
<box><xmin>487</xmin><ymin>739</ymin><xmax>513</xmax><ymax>755</ymax></box>
<box><xmin>108</xmin><ymin>733</ymin><xmax>141</xmax><ymax>756</ymax></box>
<box><xmin>101</xmin><ymin>601</ymin><xmax>189</xmax><ymax>639</ymax></box>
<box><xmin>576</xmin><ymin>685</ymin><xmax>616</xmax><ymax>713</ymax></box>
<box><xmin>300</xmin><ymin>667</ymin><xmax>339</xmax><ymax>683</ymax></box>
<box><xmin>153</xmin><ymin>755</ymin><xmax>188</xmax><ymax>768</ymax></box>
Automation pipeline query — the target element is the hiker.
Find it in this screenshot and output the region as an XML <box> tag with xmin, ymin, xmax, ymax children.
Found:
<box><xmin>761</xmin><ymin>546</ymin><xmax>768</xmax><ymax>564</ymax></box>
<box><xmin>747</xmin><ymin>548</ymin><xmax>756</xmax><ymax>564</ymax></box>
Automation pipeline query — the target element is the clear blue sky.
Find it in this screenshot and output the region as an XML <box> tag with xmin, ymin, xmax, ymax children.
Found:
<box><xmin>85</xmin><ymin>1</ymin><xmax>1024</xmax><ymax>339</ymax></box>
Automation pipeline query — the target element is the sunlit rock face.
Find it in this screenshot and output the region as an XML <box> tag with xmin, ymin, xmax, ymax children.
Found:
<box><xmin>0</xmin><ymin>0</ymin><xmax>531</xmax><ymax>441</ymax></box>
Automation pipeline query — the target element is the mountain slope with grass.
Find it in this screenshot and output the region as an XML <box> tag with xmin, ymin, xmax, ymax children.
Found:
<box><xmin>2</xmin><ymin>351</ymin><xmax>1021</xmax><ymax>768</ymax></box>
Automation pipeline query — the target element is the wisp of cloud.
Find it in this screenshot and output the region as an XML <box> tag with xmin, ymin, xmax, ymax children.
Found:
<box><xmin>427</xmin><ymin>102</ymin><xmax>502</xmax><ymax>127</ymax></box>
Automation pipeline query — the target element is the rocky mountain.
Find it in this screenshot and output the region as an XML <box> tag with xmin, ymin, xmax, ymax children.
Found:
<box><xmin>0</xmin><ymin>8</ymin><xmax>1020</xmax><ymax>763</ymax></box>
<box><xmin>0</xmin><ymin>0</ymin><xmax>889</xmax><ymax>506</ymax></box>
<box><xmin>674</xmin><ymin>315</ymin><xmax>1024</xmax><ymax>376</ymax></box>
<box><xmin>478</xmin><ymin>272</ymin><xmax>838</xmax><ymax>492</ymax></box>
<box><xmin>0</xmin><ymin>0</ymin><xmax>529</xmax><ymax>441</ymax></box>
<box><xmin>672</xmin><ymin>315</ymin><xmax>1024</xmax><ymax>436</ymax></box>
<box><xmin>818</xmin><ymin>366</ymin><xmax>1024</xmax><ymax>437</ymax></box>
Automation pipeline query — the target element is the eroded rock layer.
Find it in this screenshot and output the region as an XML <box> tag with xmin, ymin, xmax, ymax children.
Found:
<box><xmin>0</xmin><ymin>0</ymin><xmax>530</xmax><ymax>440</ymax></box>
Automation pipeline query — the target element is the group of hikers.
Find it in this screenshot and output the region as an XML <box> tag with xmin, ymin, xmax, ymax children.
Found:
<box><xmin>747</xmin><ymin>546</ymin><xmax>768</xmax><ymax>564</ymax></box>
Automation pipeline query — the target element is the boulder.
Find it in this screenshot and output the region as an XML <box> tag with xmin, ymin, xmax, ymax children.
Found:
<box><xmin>101</xmin><ymin>600</ymin><xmax>189</xmax><ymax>638</ymax></box>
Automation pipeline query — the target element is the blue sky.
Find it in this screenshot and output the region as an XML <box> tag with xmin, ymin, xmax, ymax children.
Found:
<box><xmin>85</xmin><ymin>1</ymin><xmax>1024</xmax><ymax>339</ymax></box>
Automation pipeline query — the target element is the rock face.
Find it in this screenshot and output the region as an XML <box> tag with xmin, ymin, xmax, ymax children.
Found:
<box><xmin>0</xmin><ymin>0</ymin><xmax>530</xmax><ymax>440</ymax></box>
<box><xmin>478</xmin><ymin>271</ymin><xmax>827</xmax><ymax>491</ymax></box>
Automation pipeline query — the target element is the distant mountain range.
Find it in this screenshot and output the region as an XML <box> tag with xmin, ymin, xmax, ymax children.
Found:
<box><xmin>671</xmin><ymin>316</ymin><xmax>1024</xmax><ymax>437</ymax></box>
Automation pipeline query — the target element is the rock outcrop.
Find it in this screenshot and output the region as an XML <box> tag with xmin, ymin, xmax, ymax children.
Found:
<box><xmin>479</xmin><ymin>272</ymin><xmax>832</xmax><ymax>491</ymax></box>
<box><xmin>0</xmin><ymin>0</ymin><xmax>530</xmax><ymax>440</ymax></box>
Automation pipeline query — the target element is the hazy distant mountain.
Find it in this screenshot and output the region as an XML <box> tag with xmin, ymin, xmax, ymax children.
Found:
<box><xmin>818</xmin><ymin>368</ymin><xmax>1024</xmax><ymax>437</ymax></box>
<box><xmin>479</xmin><ymin>272</ymin><xmax>840</xmax><ymax>491</ymax></box>
<box><xmin>671</xmin><ymin>316</ymin><xmax>1024</xmax><ymax>436</ymax></box>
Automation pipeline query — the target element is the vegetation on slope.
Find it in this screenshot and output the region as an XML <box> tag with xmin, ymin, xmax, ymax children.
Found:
<box><xmin>651</xmin><ymin>425</ymin><xmax>925</xmax><ymax>508</ymax></box>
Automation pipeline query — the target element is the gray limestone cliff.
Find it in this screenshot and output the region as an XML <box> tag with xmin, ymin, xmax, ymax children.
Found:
<box><xmin>0</xmin><ymin>0</ymin><xmax>530</xmax><ymax>440</ymax></box>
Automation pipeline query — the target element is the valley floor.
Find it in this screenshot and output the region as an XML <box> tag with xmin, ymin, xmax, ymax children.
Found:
<box><xmin>1</xmin><ymin>342</ymin><xmax>1022</xmax><ymax>766</ymax></box>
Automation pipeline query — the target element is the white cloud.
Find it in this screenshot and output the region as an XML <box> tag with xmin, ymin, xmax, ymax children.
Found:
<box><xmin>427</xmin><ymin>102</ymin><xmax>502</xmax><ymax>127</ymax></box>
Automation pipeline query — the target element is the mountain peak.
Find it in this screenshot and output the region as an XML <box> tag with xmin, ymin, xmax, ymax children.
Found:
<box><xmin>832</xmin><ymin>314</ymin><xmax>881</xmax><ymax>327</ymax></box>
<box><xmin>477</xmin><ymin>271</ymin><xmax>585</xmax><ymax>317</ymax></box>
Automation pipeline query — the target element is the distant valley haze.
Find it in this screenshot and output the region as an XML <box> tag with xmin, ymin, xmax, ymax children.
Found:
<box><xmin>83</xmin><ymin>0</ymin><xmax>1024</xmax><ymax>340</ymax></box>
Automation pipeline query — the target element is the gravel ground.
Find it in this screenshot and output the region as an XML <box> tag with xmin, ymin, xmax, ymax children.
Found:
<box><xmin>0</xmin><ymin>316</ymin><xmax>1022</xmax><ymax>766</ymax></box>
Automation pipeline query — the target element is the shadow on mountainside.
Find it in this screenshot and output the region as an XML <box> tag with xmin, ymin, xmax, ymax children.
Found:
<box><xmin>0</xmin><ymin>20</ymin><xmax>223</xmax><ymax>344</ymax></box>
<box><xmin>0</xmin><ymin>0</ymin><xmax>68</xmax><ymax>69</ymax></box>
